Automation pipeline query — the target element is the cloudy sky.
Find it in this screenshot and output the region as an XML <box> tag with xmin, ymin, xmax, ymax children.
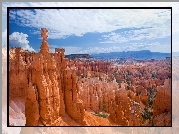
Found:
<box><xmin>2</xmin><ymin>2</ymin><xmax>178</xmax><ymax>55</ymax></box>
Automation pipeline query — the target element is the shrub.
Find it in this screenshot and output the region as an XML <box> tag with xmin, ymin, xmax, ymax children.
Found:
<box><xmin>93</xmin><ymin>111</ymin><xmax>109</xmax><ymax>118</ymax></box>
<box><xmin>141</xmin><ymin>107</ymin><xmax>153</xmax><ymax>123</ymax></box>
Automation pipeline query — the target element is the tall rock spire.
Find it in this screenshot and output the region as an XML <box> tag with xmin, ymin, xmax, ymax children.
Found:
<box><xmin>40</xmin><ymin>28</ymin><xmax>50</xmax><ymax>54</ymax></box>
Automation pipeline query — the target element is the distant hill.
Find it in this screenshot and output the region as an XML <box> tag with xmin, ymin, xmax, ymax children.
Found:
<box><xmin>91</xmin><ymin>50</ymin><xmax>171</xmax><ymax>60</ymax></box>
<box><xmin>65</xmin><ymin>54</ymin><xmax>92</xmax><ymax>60</ymax></box>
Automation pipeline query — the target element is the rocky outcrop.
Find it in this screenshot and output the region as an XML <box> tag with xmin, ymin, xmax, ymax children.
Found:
<box><xmin>10</xmin><ymin>48</ymin><xmax>28</xmax><ymax>97</ymax></box>
<box><xmin>25</xmin><ymin>83</ymin><xmax>39</xmax><ymax>125</ymax></box>
<box><xmin>77</xmin><ymin>73</ymin><xmax>143</xmax><ymax>126</ymax></box>
<box><xmin>153</xmin><ymin>86</ymin><xmax>171</xmax><ymax>117</ymax></box>
<box><xmin>9</xmin><ymin>28</ymin><xmax>85</xmax><ymax>126</ymax></box>
<box><xmin>64</xmin><ymin>69</ymin><xmax>85</xmax><ymax>124</ymax></box>
<box><xmin>67</xmin><ymin>60</ymin><xmax>112</xmax><ymax>75</ymax></box>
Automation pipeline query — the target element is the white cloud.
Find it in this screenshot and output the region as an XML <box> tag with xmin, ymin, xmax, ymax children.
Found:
<box><xmin>130</xmin><ymin>42</ymin><xmax>171</xmax><ymax>53</ymax></box>
<box><xmin>78</xmin><ymin>42</ymin><xmax>170</xmax><ymax>54</ymax></box>
<box><xmin>2</xmin><ymin>2</ymin><xmax>179</xmax><ymax>52</ymax></box>
<box><xmin>100</xmin><ymin>25</ymin><xmax>171</xmax><ymax>44</ymax></box>
<box><xmin>7</xmin><ymin>8</ymin><xmax>171</xmax><ymax>41</ymax></box>
<box><xmin>51</xmin><ymin>42</ymin><xmax>168</xmax><ymax>55</ymax></box>
<box><xmin>100</xmin><ymin>32</ymin><xmax>129</xmax><ymax>43</ymax></box>
<box><xmin>9</xmin><ymin>32</ymin><xmax>35</xmax><ymax>52</ymax></box>
<box><xmin>2</xmin><ymin>29</ymin><xmax>7</xmax><ymax>46</ymax></box>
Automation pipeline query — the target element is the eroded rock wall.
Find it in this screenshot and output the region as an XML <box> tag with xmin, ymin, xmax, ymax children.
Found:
<box><xmin>10</xmin><ymin>46</ymin><xmax>85</xmax><ymax>126</ymax></box>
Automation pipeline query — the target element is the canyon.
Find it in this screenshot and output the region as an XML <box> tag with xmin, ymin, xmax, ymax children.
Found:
<box><xmin>9</xmin><ymin>28</ymin><xmax>171</xmax><ymax>126</ymax></box>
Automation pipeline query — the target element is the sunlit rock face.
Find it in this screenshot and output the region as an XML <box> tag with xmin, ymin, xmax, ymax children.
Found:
<box><xmin>9</xmin><ymin>28</ymin><xmax>85</xmax><ymax>126</ymax></box>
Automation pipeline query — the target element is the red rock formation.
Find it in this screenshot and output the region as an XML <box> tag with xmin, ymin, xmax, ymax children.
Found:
<box><xmin>64</xmin><ymin>70</ymin><xmax>85</xmax><ymax>124</ymax></box>
<box><xmin>25</xmin><ymin>83</ymin><xmax>39</xmax><ymax>126</ymax></box>
<box><xmin>67</xmin><ymin>60</ymin><xmax>111</xmax><ymax>76</ymax></box>
<box><xmin>9</xmin><ymin>28</ymin><xmax>85</xmax><ymax>126</ymax></box>
<box><xmin>10</xmin><ymin>48</ymin><xmax>28</xmax><ymax>97</ymax></box>
<box><xmin>153</xmin><ymin>86</ymin><xmax>171</xmax><ymax>117</ymax></box>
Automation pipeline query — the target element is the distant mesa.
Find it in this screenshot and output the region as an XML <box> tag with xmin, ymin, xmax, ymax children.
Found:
<box><xmin>65</xmin><ymin>54</ymin><xmax>93</xmax><ymax>60</ymax></box>
<box><xmin>91</xmin><ymin>50</ymin><xmax>171</xmax><ymax>60</ymax></box>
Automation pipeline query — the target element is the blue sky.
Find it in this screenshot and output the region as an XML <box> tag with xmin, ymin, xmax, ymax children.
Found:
<box><xmin>2</xmin><ymin>3</ymin><xmax>178</xmax><ymax>55</ymax></box>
